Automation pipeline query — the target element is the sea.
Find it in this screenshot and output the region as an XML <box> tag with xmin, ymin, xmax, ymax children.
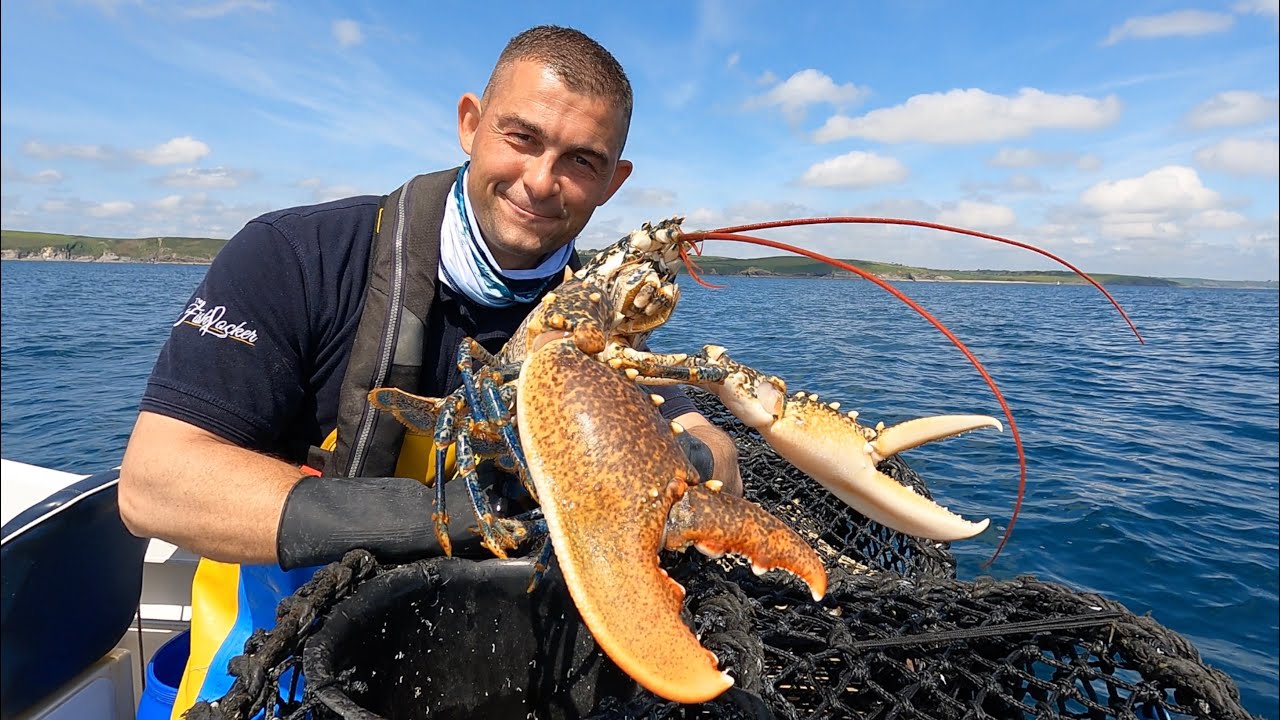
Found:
<box><xmin>2</xmin><ymin>259</ymin><xmax>1277</xmax><ymax>717</ymax></box>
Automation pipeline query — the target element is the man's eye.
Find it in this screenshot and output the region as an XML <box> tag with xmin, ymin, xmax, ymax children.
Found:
<box><xmin>574</xmin><ymin>155</ymin><xmax>597</xmax><ymax>171</ymax></box>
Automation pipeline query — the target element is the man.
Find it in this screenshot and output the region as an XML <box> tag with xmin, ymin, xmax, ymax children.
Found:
<box><xmin>118</xmin><ymin>25</ymin><xmax>740</xmax><ymax>714</ymax></box>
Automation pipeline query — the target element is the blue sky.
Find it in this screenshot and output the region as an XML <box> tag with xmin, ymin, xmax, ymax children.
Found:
<box><xmin>2</xmin><ymin>1</ymin><xmax>1277</xmax><ymax>281</ymax></box>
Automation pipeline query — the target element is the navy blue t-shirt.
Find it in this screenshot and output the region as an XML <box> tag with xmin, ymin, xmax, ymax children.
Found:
<box><xmin>140</xmin><ymin>195</ymin><xmax>696</xmax><ymax>465</ymax></box>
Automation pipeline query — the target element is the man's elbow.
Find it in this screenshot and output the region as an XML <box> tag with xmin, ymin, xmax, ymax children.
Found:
<box><xmin>117</xmin><ymin>412</ymin><xmax>180</xmax><ymax>539</ymax></box>
<box><xmin>118</xmin><ymin>453</ymin><xmax>158</xmax><ymax>539</ymax></box>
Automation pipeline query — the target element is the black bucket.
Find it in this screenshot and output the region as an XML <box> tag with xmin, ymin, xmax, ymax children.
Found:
<box><xmin>302</xmin><ymin>556</ymin><xmax>640</xmax><ymax>719</ymax></box>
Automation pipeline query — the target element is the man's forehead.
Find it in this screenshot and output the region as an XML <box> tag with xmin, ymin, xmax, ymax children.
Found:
<box><xmin>486</xmin><ymin>60</ymin><xmax>628</xmax><ymax>155</ymax></box>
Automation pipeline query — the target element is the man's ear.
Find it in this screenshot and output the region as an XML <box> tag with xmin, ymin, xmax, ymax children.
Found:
<box><xmin>599</xmin><ymin>159</ymin><xmax>634</xmax><ymax>205</ymax></box>
<box><xmin>457</xmin><ymin>93</ymin><xmax>482</xmax><ymax>155</ymax></box>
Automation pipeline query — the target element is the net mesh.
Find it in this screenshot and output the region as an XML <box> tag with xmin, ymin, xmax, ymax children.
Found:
<box><xmin>186</xmin><ymin>390</ymin><xmax>1254</xmax><ymax>720</ymax></box>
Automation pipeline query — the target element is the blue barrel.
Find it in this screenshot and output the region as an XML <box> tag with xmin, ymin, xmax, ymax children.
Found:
<box><xmin>136</xmin><ymin>630</ymin><xmax>190</xmax><ymax>720</ymax></box>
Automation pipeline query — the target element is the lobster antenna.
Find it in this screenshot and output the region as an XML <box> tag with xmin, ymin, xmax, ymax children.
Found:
<box><xmin>676</xmin><ymin>239</ymin><xmax>724</xmax><ymax>289</ymax></box>
<box><xmin>682</xmin><ymin>228</ymin><xmax>1025</xmax><ymax>566</ymax></box>
<box><xmin>713</xmin><ymin>217</ymin><xmax>1144</xmax><ymax>344</ymax></box>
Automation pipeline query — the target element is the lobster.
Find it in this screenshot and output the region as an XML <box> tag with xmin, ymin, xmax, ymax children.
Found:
<box><xmin>368</xmin><ymin>216</ymin><xmax>1142</xmax><ymax>703</ymax></box>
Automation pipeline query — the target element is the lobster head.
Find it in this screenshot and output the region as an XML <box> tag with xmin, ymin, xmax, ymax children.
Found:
<box><xmin>574</xmin><ymin>218</ymin><xmax>689</xmax><ymax>343</ymax></box>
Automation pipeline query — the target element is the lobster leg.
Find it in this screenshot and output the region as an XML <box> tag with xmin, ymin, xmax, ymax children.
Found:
<box><xmin>369</xmin><ymin>386</ymin><xmax>522</xmax><ymax>555</ymax></box>
<box><xmin>453</xmin><ymin>429</ymin><xmax>528</xmax><ymax>558</ymax></box>
<box><xmin>473</xmin><ymin>372</ymin><xmax>539</xmax><ymax>504</ymax></box>
<box><xmin>367</xmin><ymin>387</ymin><xmax>448</xmax><ymax>437</ymax></box>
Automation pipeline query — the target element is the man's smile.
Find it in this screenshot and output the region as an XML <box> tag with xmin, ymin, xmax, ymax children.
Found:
<box><xmin>501</xmin><ymin>192</ymin><xmax>562</xmax><ymax>223</ymax></box>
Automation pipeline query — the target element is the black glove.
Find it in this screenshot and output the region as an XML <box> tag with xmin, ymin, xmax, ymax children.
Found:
<box><xmin>276</xmin><ymin>475</ymin><xmax>492</xmax><ymax>570</ymax></box>
<box><xmin>675</xmin><ymin>432</ymin><xmax>715</xmax><ymax>483</ymax></box>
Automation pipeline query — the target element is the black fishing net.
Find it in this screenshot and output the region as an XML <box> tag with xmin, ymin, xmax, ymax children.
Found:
<box><xmin>187</xmin><ymin>391</ymin><xmax>1254</xmax><ymax>720</ymax></box>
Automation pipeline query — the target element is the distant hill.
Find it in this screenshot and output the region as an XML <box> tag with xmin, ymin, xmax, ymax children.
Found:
<box><xmin>3</xmin><ymin>229</ymin><xmax>1275</xmax><ymax>289</ymax></box>
<box><xmin>1</xmin><ymin>229</ymin><xmax>226</xmax><ymax>264</ymax></box>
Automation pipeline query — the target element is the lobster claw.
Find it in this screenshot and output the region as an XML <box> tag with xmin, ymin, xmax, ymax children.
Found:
<box><xmin>701</xmin><ymin>346</ymin><xmax>995</xmax><ymax>541</ymax></box>
<box><xmin>517</xmin><ymin>337</ymin><xmax>826</xmax><ymax>704</ymax></box>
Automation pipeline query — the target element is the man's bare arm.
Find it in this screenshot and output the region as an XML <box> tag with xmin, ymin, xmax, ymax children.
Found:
<box><xmin>118</xmin><ymin>411</ymin><xmax>301</xmax><ymax>564</ymax></box>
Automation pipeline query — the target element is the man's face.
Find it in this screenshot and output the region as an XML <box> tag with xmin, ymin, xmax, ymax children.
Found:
<box><xmin>457</xmin><ymin>59</ymin><xmax>633</xmax><ymax>270</ymax></box>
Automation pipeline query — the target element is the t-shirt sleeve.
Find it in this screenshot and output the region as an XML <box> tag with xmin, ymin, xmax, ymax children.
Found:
<box><xmin>139</xmin><ymin>219</ymin><xmax>312</xmax><ymax>447</ymax></box>
<box><xmin>648</xmin><ymin>381</ymin><xmax>699</xmax><ymax>421</ymax></box>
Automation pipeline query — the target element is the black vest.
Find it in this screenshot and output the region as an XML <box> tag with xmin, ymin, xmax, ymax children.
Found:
<box><xmin>322</xmin><ymin>169</ymin><xmax>579</xmax><ymax>478</ymax></box>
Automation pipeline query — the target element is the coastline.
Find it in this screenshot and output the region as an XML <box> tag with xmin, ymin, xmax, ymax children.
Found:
<box><xmin>0</xmin><ymin>256</ymin><xmax>212</xmax><ymax>266</ymax></box>
<box><xmin>3</xmin><ymin>257</ymin><xmax>1275</xmax><ymax>289</ymax></box>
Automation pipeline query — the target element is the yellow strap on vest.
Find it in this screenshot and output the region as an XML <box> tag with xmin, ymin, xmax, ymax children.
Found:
<box><xmin>319</xmin><ymin>428</ymin><xmax>456</xmax><ymax>484</ymax></box>
<box><xmin>171</xmin><ymin>560</ymin><xmax>240</xmax><ymax>719</ymax></box>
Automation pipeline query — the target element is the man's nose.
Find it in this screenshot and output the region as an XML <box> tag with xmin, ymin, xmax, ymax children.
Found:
<box><xmin>523</xmin><ymin>154</ymin><xmax>560</xmax><ymax>200</ymax></box>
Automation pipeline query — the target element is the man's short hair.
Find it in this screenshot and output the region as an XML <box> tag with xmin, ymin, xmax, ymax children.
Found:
<box><xmin>485</xmin><ymin>25</ymin><xmax>634</xmax><ymax>144</ymax></box>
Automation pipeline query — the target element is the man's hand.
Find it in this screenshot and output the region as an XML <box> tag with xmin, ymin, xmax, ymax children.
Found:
<box><xmin>120</xmin><ymin>411</ymin><xmax>481</xmax><ymax>568</ymax></box>
<box><xmin>276</xmin><ymin>475</ymin><xmax>487</xmax><ymax>569</ymax></box>
<box><xmin>675</xmin><ymin>432</ymin><xmax>716</xmax><ymax>483</ymax></box>
<box><xmin>673</xmin><ymin>412</ymin><xmax>743</xmax><ymax>496</ymax></box>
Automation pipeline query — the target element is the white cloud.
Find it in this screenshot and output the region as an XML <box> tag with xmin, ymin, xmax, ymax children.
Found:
<box><xmin>38</xmin><ymin>199</ymin><xmax>72</xmax><ymax>213</ymax></box>
<box><xmin>332</xmin><ymin>19</ymin><xmax>364</xmax><ymax>48</ymax></box>
<box><xmin>158</xmin><ymin>166</ymin><xmax>254</xmax><ymax>188</ymax></box>
<box><xmin>619</xmin><ymin>187</ymin><xmax>678</xmax><ymax>207</ymax></box>
<box><xmin>1185</xmin><ymin>91</ymin><xmax>1279</xmax><ymax>128</ymax></box>
<box><xmin>1</xmin><ymin>166</ymin><xmax>64</xmax><ymax>184</ymax></box>
<box><xmin>1194</xmin><ymin>137</ymin><xmax>1280</xmax><ymax>175</ymax></box>
<box><xmin>989</xmin><ymin>148</ymin><xmax>1051</xmax><ymax>167</ymax></box>
<box><xmin>182</xmin><ymin>1</ymin><xmax>273</xmax><ymax>19</ymax></box>
<box><xmin>1099</xmin><ymin>219</ymin><xmax>1184</xmax><ymax>239</ymax></box>
<box><xmin>86</xmin><ymin>200</ymin><xmax>135</xmax><ymax>218</ymax></box>
<box><xmin>1189</xmin><ymin>209</ymin><xmax>1249</xmax><ymax>228</ymax></box>
<box><xmin>988</xmin><ymin>147</ymin><xmax>1100</xmax><ymax>169</ymax></box>
<box><xmin>1236</xmin><ymin>230</ymin><xmax>1279</xmax><ymax>261</ymax></box>
<box><xmin>936</xmin><ymin>200</ymin><xmax>1017</xmax><ymax>229</ymax></box>
<box><xmin>961</xmin><ymin>172</ymin><xmax>1049</xmax><ymax>195</ymax></box>
<box><xmin>12</xmin><ymin>191</ymin><xmax>270</xmax><ymax>240</ymax></box>
<box><xmin>82</xmin><ymin>0</ymin><xmax>142</xmax><ymax>16</ymax></box>
<box><xmin>1005</xmin><ymin>174</ymin><xmax>1047</xmax><ymax>193</ymax></box>
<box><xmin>1081</xmin><ymin>165</ymin><xmax>1221</xmax><ymax>215</ymax></box>
<box><xmin>747</xmin><ymin>69</ymin><xmax>867</xmax><ymax>122</ymax></box>
<box><xmin>1076</xmin><ymin>154</ymin><xmax>1103</xmax><ymax>171</ymax></box>
<box><xmin>1234</xmin><ymin>0</ymin><xmax>1279</xmax><ymax>26</ymax></box>
<box><xmin>664</xmin><ymin>81</ymin><xmax>697</xmax><ymax>109</ymax></box>
<box><xmin>799</xmin><ymin>151</ymin><xmax>908</xmax><ymax>188</ymax></box>
<box><xmin>298</xmin><ymin>177</ymin><xmax>361</xmax><ymax>203</ymax></box>
<box><xmin>1102</xmin><ymin>10</ymin><xmax>1235</xmax><ymax>46</ymax></box>
<box><xmin>814</xmin><ymin>88</ymin><xmax>1121</xmax><ymax>144</ymax></box>
<box><xmin>22</xmin><ymin>140</ymin><xmax>111</xmax><ymax>161</ymax></box>
<box><xmin>21</xmin><ymin>137</ymin><xmax>214</xmax><ymax>167</ymax></box>
<box><xmin>131</xmin><ymin>136</ymin><xmax>211</xmax><ymax>165</ymax></box>
<box><xmin>153</xmin><ymin>194</ymin><xmax>187</xmax><ymax>210</ymax></box>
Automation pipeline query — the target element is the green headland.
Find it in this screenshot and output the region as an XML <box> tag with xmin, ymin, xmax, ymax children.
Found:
<box><xmin>3</xmin><ymin>228</ymin><xmax>1274</xmax><ymax>289</ymax></box>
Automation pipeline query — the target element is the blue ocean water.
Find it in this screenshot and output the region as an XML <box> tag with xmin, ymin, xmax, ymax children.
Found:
<box><xmin>2</xmin><ymin>260</ymin><xmax>1277</xmax><ymax>716</ymax></box>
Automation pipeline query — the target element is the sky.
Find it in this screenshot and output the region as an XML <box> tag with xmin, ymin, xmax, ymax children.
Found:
<box><xmin>1</xmin><ymin>1</ymin><xmax>1277</xmax><ymax>281</ymax></box>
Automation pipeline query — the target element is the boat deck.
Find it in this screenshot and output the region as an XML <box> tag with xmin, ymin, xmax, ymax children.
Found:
<box><xmin>2</xmin><ymin>459</ymin><xmax>196</xmax><ymax>710</ymax></box>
